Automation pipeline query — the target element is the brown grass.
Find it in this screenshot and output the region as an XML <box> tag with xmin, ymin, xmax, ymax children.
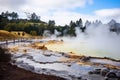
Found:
<box><xmin>0</xmin><ymin>30</ymin><xmax>18</xmax><ymax>40</ymax></box>
<box><xmin>11</xmin><ymin>31</ymin><xmax>32</xmax><ymax>38</ymax></box>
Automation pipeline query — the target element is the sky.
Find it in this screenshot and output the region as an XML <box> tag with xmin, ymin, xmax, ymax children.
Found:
<box><xmin>0</xmin><ymin>0</ymin><xmax>120</xmax><ymax>25</ymax></box>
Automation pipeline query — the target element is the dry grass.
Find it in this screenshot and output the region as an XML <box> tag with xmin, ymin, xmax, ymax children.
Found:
<box><xmin>0</xmin><ymin>30</ymin><xmax>33</xmax><ymax>41</ymax></box>
<box><xmin>11</xmin><ymin>31</ymin><xmax>32</xmax><ymax>38</ymax></box>
<box><xmin>0</xmin><ymin>30</ymin><xmax>18</xmax><ymax>40</ymax></box>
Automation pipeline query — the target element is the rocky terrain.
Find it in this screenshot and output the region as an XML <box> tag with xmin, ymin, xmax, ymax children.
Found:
<box><xmin>0</xmin><ymin>46</ymin><xmax>65</xmax><ymax>80</ymax></box>
<box><xmin>0</xmin><ymin>39</ymin><xmax>120</xmax><ymax>80</ymax></box>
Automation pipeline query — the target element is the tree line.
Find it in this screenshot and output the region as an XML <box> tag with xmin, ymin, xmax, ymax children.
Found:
<box><xmin>0</xmin><ymin>11</ymin><xmax>87</xmax><ymax>37</ymax></box>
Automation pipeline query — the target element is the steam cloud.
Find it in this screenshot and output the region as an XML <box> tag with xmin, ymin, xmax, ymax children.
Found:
<box><xmin>45</xmin><ymin>21</ymin><xmax>120</xmax><ymax>60</ymax></box>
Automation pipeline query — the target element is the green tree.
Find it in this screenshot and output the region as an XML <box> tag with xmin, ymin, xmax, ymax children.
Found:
<box><xmin>67</xmin><ymin>21</ymin><xmax>76</xmax><ymax>36</ymax></box>
<box><xmin>4</xmin><ymin>11</ymin><xmax>10</xmax><ymax>18</ymax></box>
<box><xmin>48</xmin><ymin>20</ymin><xmax>55</xmax><ymax>34</ymax></box>
<box><xmin>48</xmin><ymin>20</ymin><xmax>55</xmax><ymax>26</ymax></box>
<box><xmin>30</xmin><ymin>30</ymin><xmax>37</xmax><ymax>36</ymax></box>
<box><xmin>38</xmin><ymin>23</ymin><xmax>46</xmax><ymax>36</ymax></box>
<box><xmin>10</xmin><ymin>12</ymin><xmax>18</xmax><ymax>20</ymax></box>
<box><xmin>78</xmin><ymin>18</ymin><xmax>83</xmax><ymax>28</ymax></box>
<box><xmin>4</xmin><ymin>23</ymin><xmax>17</xmax><ymax>31</ymax></box>
<box><xmin>31</xmin><ymin>13</ymin><xmax>39</xmax><ymax>22</ymax></box>
<box><xmin>76</xmin><ymin>18</ymin><xmax>86</xmax><ymax>32</ymax></box>
<box><xmin>56</xmin><ymin>25</ymin><xmax>68</xmax><ymax>36</ymax></box>
<box><xmin>0</xmin><ymin>14</ymin><xmax>8</xmax><ymax>29</ymax></box>
<box><xmin>1</xmin><ymin>12</ymin><xmax>6</xmax><ymax>17</ymax></box>
<box><xmin>26</xmin><ymin>12</ymin><xmax>40</xmax><ymax>22</ymax></box>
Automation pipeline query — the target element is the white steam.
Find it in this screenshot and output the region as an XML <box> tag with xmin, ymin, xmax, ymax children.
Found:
<box><xmin>84</xmin><ymin>24</ymin><xmax>120</xmax><ymax>59</ymax></box>
<box><xmin>45</xmin><ymin>24</ymin><xmax>120</xmax><ymax>60</ymax></box>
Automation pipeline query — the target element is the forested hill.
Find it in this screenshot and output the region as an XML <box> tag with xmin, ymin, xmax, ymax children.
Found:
<box><xmin>0</xmin><ymin>11</ymin><xmax>120</xmax><ymax>37</ymax></box>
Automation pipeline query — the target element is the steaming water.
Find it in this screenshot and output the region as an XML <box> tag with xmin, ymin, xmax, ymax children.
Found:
<box><xmin>46</xmin><ymin>25</ymin><xmax>120</xmax><ymax>60</ymax></box>
<box><xmin>46</xmin><ymin>40</ymin><xmax>120</xmax><ymax>60</ymax></box>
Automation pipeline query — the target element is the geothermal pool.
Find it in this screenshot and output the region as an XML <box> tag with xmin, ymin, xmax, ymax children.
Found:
<box><xmin>45</xmin><ymin>38</ymin><xmax>120</xmax><ymax>60</ymax></box>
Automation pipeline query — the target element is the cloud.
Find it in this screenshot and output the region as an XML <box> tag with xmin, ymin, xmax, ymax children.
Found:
<box><xmin>0</xmin><ymin>0</ymin><xmax>94</xmax><ymax>25</ymax></box>
<box><xmin>51</xmin><ymin>8</ymin><xmax>120</xmax><ymax>25</ymax></box>
<box><xmin>0</xmin><ymin>0</ymin><xmax>26</xmax><ymax>10</ymax></box>
<box><xmin>19</xmin><ymin>0</ymin><xmax>93</xmax><ymax>16</ymax></box>
<box><xmin>44</xmin><ymin>11</ymin><xmax>98</xmax><ymax>25</ymax></box>
<box><xmin>0</xmin><ymin>0</ymin><xmax>92</xmax><ymax>12</ymax></box>
<box><xmin>94</xmin><ymin>8</ymin><xmax>120</xmax><ymax>23</ymax></box>
<box><xmin>94</xmin><ymin>8</ymin><xmax>120</xmax><ymax>17</ymax></box>
<box><xmin>0</xmin><ymin>0</ymin><xmax>120</xmax><ymax>25</ymax></box>
<box><xmin>24</xmin><ymin>0</ymin><xmax>92</xmax><ymax>10</ymax></box>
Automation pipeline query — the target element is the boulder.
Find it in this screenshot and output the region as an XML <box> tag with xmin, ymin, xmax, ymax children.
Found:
<box><xmin>88</xmin><ymin>69</ymin><xmax>101</xmax><ymax>75</ymax></box>
<box><xmin>106</xmin><ymin>71</ymin><xmax>117</xmax><ymax>78</ymax></box>
<box><xmin>94</xmin><ymin>69</ymin><xmax>101</xmax><ymax>74</ymax></box>
<box><xmin>105</xmin><ymin>71</ymin><xmax>118</xmax><ymax>80</ymax></box>
<box><xmin>116</xmin><ymin>71</ymin><xmax>120</xmax><ymax>79</ymax></box>
<box><xmin>101</xmin><ymin>68</ymin><xmax>110</xmax><ymax>76</ymax></box>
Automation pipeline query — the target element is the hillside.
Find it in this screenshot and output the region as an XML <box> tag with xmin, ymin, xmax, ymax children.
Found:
<box><xmin>0</xmin><ymin>30</ymin><xmax>18</xmax><ymax>40</ymax></box>
<box><xmin>11</xmin><ymin>31</ymin><xmax>32</xmax><ymax>38</ymax></box>
<box><xmin>0</xmin><ymin>30</ymin><xmax>32</xmax><ymax>41</ymax></box>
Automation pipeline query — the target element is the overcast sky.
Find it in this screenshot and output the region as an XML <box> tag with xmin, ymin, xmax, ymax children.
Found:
<box><xmin>0</xmin><ymin>0</ymin><xmax>120</xmax><ymax>25</ymax></box>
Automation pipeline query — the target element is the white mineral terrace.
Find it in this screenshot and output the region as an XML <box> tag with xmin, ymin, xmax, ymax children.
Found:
<box><xmin>5</xmin><ymin>39</ymin><xmax>120</xmax><ymax>80</ymax></box>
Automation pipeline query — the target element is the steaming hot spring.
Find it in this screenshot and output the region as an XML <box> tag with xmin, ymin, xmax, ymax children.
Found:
<box><xmin>7</xmin><ymin>27</ymin><xmax>120</xmax><ymax>80</ymax></box>
<box><xmin>45</xmin><ymin>26</ymin><xmax>120</xmax><ymax>60</ymax></box>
